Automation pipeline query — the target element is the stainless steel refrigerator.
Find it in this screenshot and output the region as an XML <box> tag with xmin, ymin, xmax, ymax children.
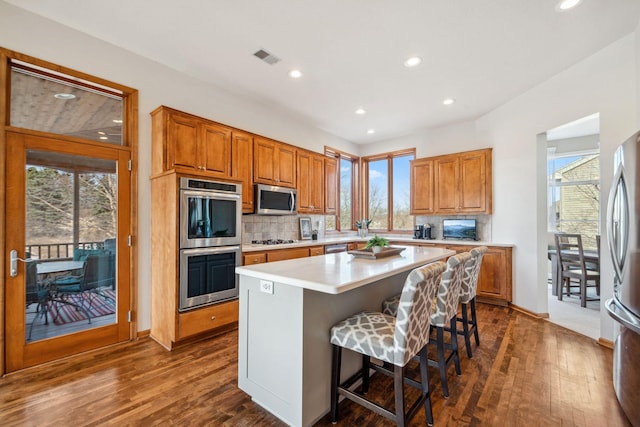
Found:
<box><xmin>606</xmin><ymin>130</ymin><xmax>640</xmax><ymax>426</ymax></box>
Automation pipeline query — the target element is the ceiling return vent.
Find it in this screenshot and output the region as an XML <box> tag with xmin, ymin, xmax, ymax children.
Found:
<box><xmin>253</xmin><ymin>49</ymin><xmax>281</xmax><ymax>65</ymax></box>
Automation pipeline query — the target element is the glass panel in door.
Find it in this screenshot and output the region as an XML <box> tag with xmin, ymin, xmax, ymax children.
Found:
<box><xmin>25</xmin><ymin>150</ymin><xmax>117</xmax><ymax>342</ymax></box>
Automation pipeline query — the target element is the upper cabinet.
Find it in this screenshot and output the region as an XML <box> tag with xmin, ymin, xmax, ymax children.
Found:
<box><xmin>412</xmin><ymin>148</ymin><xmax>492</xmax><ymax>215</ymax></box>
<box><xmin>253</xmin><ymin>136</ymin><xmax>297</xmax><ymax>188</ymax></box>
<box><xmin>324</xmin><ymin>156</ymin><xmax>338</xmax><ymax>215</ymax></box>
<box><xmin>297</xmin><ymin>150</ymin><xmax>325</xmax><ymax>214</ymax></box>
<box><xmin>151</xmin><ymin>106</ymin><xmax>254</xmax><ymax>212</ymax></box>
<box><xmin>410</xmin><ymin>158</ymin><xmax>434</xmax><ymax>215</ymax></box>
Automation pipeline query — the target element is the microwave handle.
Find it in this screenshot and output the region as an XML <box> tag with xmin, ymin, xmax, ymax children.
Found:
<box><xmin>289</xmin><ymin>191</ymin><xmax>295</xmax><ymax>213</ymax></box>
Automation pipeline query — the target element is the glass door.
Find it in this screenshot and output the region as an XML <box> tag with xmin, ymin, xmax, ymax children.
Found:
<box><xmin>5</xmin><ymin>132</ymin><xmax>131</xmax><ymax>371</ymax></box>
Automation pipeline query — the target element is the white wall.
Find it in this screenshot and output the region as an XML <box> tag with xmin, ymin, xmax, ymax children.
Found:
<box><xmin>0</xmin><ymin>2</ymin><xmax>356</xmax><ymax>331</ymax></box>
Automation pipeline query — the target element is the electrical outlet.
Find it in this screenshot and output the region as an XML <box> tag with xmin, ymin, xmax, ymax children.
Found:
<box><xmin>260</xmin><ymin>280</ymin><xmax>274</xmax><ymax>294</ymax></box>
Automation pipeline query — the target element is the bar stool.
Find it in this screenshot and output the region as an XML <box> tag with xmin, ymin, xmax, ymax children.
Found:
<box><xmin>382</xmin><ymin>252</ymin><xmax>470</xmax><ymax>398</ymax></box>
<box><xmin>457</xmin><ymin>246</ymin><xmax>488</xmax><ymax>358</ymax></box>
<box><xmin>330</xmin><ymin>261</ymin><xmax>446</xmax><ymax>426</ymax></box>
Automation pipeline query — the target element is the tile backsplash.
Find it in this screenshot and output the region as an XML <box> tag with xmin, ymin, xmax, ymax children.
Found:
<box><xmin>243</xmin><ymin>214</ymin><xmax>491</xmax><ymax>243</ymax></box>
<box><xmin>242</xmin><ymin>214</ymin><xmax>325</xmax><ymax>243</ymax></box>
<box><xmin>414</xmin><ymin>214</ymin><xmax>491</xmax><ymax>241</ymax></box>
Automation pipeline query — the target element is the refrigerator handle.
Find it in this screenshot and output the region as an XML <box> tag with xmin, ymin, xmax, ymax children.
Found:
<box><xmin>606</xmin><ymin>298</ymin><xmax>640</xmax><ymax>335</ymax></box>
<box><xmin>606</xmin><ymin>165</ymin><xmax>628</xmax><ymax>284</ymax></box>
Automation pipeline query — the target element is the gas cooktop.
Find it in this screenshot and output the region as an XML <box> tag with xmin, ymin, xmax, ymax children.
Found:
<box><xmin>251</xmin><ymin>239</ymin><xmax>297</xmax><ymax>245</ymax></box>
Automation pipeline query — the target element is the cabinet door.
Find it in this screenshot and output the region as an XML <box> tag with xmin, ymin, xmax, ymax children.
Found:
<box><xmin>324</xmin><ymin>156</ymin><xmax>338</xmax><ymax>215</ymax></box>
<box><xmin>476</xmin><ymin>247</ymin><xmax>511</xmax><ymax>303</ymax></box>
<box><xmin>231</xmin><ymin>131</ymin><xmax>254</xmax><ymax>212</ymax></box>
<box><xmin>277</xmin><ymin>144</ymin><xmax>297</xmax><ymax>187</ymax></box>
<box><xmin>410</xmin><ymin>158</ymin><xmax>434</xmax><ymax>214</ymax></box>
<box><xmin>167</xmin><ymin>113</ymin><xmax>199</xmax><ymax>171</ymax></box>
<box><xmin>202</xmin><ymin>123</ymin><xmax>232</xmax><ymax>176</ymax></box>
<box><xmin>459</xmin><ymin>150</ymin><xmax>488</xmax><ymax>213</ymax></box>
<box><xmin>253</xmin><ymin>137</ymin><xmax>277</xmax><ymax>184</ymax></box>
<box><xmin>310</xmin><ymin>154</ymin><xmax>325</xmax><ymax>213</ymax></box>
<box><xmin>434</xmin><ymin>156</ymin><xmax>459</xmax><ymax>213</ymax></box>
<box><xmin>297</xmin><ymin>151</ymin><xmax>312</xmax><ymax>212</ymax></box>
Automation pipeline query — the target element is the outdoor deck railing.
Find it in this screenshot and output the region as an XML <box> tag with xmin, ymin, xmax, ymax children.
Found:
<box><xmin>26</xmin><ymin>241</ymin><xmax>105</xmax><ymax>261</ymax></box>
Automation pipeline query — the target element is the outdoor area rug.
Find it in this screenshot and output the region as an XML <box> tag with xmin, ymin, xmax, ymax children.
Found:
<box><xmin>51</xmin><ymin>289</ymin><xmax>116</xmax><ymax>325</ymax></box>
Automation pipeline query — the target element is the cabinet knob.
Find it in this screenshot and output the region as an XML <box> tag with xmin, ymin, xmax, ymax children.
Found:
<box><xmin>211</xmin><ymin>316</ymin><xmax>216</xmax><ymax>321</ymax></box>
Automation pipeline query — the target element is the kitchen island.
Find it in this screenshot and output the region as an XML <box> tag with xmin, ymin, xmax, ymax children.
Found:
<box><xmin>235</xmin><ymin>245</ymin><xmax>454</xmax><ymax>427</ymax></box>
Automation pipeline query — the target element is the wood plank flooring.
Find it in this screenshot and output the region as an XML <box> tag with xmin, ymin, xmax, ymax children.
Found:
<box><xmin>0</xmin><ymin>304</ymin><xmax>631</xmax><ymax>426</ymax></box>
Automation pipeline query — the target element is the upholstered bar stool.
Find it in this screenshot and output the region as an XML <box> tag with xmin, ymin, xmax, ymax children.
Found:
<box><xmin>330</xmin><ymin>261</ymin><xmax>446</xmax><ymax>426</ymax></box>
<box><xmin>382</xmin><ymin>252</ymin><xmax>470</xmax><ymax>398</ymax></box>
<box><xmin>457</xmin><ymin>246</ymin><xmax>488</xmax><ymax>359</ymax></box>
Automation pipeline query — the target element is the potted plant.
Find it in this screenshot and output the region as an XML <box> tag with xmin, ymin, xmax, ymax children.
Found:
<box><xmin>365</xmin><ymin>235</ymin><xmax>389</xmax><ymax>253</ymax></box>
<box><xmin>355</xmin><ymin>218</ymin><xmax>372</xmax><ymax>238</ymax></box>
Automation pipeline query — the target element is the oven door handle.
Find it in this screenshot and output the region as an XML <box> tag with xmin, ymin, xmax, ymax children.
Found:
<box><xmin>181</xmin><ymin>246</ymin><xmax>241</xmax><ymax>256</ymax></box>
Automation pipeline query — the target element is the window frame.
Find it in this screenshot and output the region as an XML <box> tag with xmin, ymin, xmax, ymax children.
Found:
<box><xmin>324</xmin><ymin>147</ymin><xmax>359</xmax><ymax>232</ymax></box>
<box><xmin>362</xmin><ymin>148</ymin><xmax>415</xmax><ymax>233</ymax></box>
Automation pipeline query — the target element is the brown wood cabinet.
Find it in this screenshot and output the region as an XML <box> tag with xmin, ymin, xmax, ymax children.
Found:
<box><xmin>443</xmin><ymin>244</ymin><xmax>511</xmax><ymax>305</ymax></box>
<box><xmin>410</xmin><ymin>158</ymin><xmax>434</xmax><ymax>215</ymax></box>
<box><xmin>297</xmin><ymin>150</ymin><xmax>325</xmax><ymax>214</ymax></box>
<box><xmin>253</xmin><ymin>136</ymin><xmax>297</xmax><ymax>188</ymax></box>
<box><xmin>324</xmin><ymin>156</ymin><xmax>338</xmax><ymax>215</ymax></box>
<box><xmin>151</xmin><ymin>106</ymin><xmax>254</xmax><ymax>212</ymax></box>
<box><xmin>433</xmin><ymin>148</ymin><xmax>492</xmax><ymax>214</ymax></box>
<box><xmin>391</xmin><ymin>240</ymin><xmax>512</xmax><ymax>305</ymax></box>
<box><xmin>411</xmin><ymin>148</ymin><xmax>492</xmax><ymax>215</ymax></box>
<box><xmin>243</xmin><ymin>245</ymin><xmax>325</xmax><ymax>265</ymax></box>
<box><xmin>150</xmin><ymin>173</ymin><xmax>239</xmax><ymax>350</ymax></box>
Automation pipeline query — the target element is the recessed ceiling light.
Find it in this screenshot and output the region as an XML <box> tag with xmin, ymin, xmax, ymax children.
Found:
<box><xmin>355</xmin><ymin>108</ymin><xmax>366</xmax><ymax>115</ymax></box>
<box><xmin>367</xmin><ymin>129</ymin><xmax>376</xmax><ymax>134</ymax></box>
<box><xmin>54</xmin><ymin>93</ymin><xmax>76</xmax><ymax>100</ymax></box>
<box><xmin>556</xmin><ymin>0</ymin><xmax>581</xmax><ymax>11</ymax></box>
<box><xmin>403</xmin><ymin>56</ymin><xmax>422</xmax><ymax>68</ymax></box>
<box><xmin>98</xmin><ymin>131</ymin><xmax>106</xmax><ymax>135</ymax></box>
<box><xmin>289</xmin><ymin>69</ymin><xmax>303</xmax><ymax>79</ymax></box>
<box><xmin>443</xmin><ymin>98</ymin><xmax>455</xmax><ymax>106</ymax></box>
<box><xmin>112</xmin><ymin>119</ymin><xmax>123</xmax><ymax>124</ymax></box>
<box><xmin>99</xmin><ymin>136</ymin><xmax>108</xmax><ymax>140</ymax></box>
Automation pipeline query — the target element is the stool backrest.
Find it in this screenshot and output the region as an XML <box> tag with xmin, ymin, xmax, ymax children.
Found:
<box><xmin>431</xmin><ymin>252</ymin><xmax>471</xmax><ymax>328</ymax></box>
<box><xmin>394</xmin><ymin>260</ymin><xmax>446</xmax><ymax>366</ymax></box>
<box><xmin>460</xmin><ymin>246</ymin><xmax>488</xmax><ymax>304</ymax></box>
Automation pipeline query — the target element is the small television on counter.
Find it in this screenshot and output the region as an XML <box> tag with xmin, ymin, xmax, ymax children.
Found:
<box><xmin>442</xmin><ymin>219</ymin><xmax>477</xmax><ymax>240</ymax></box>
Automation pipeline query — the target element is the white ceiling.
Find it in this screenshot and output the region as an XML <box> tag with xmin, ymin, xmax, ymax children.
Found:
<box><xmin>6</xmin><ymin>0</ymin><xmax>640</xmax><ymax>144</ymax></box>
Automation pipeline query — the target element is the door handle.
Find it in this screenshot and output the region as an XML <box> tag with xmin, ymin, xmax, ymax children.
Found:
<box><xmin>9</xmin><ymin>250</ymin><xmax>32</xmax><ymax>278</ymax></box>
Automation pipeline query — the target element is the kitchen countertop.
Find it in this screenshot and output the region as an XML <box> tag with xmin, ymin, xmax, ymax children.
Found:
<box><xmin>241</xmin><ymin>235</ymin><xmax>513</xmax><ymax>252</ymax></box>
<box><xmin>235</xmin><ymin>245</ymin><xmax>455</xmax><ymax>294</ymax></box>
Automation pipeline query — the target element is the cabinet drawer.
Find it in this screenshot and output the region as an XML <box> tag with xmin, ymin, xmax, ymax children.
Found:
<box><xmin>309</xmin><ymin>246</ymin><xmax>325</xmax><ymax>256</ymax></box>
<box><xmin>267</xmin><ymin>247</ymin><xmax>310</xmax><ymax>262</ymax></box>
<box><xmin>243</xmin><ymin>253</ymin><xmax>267</xmax><ymax>265</ymax></box>
<box><xmin>178</xmin><ymin>299</ymin><xmax>239</xmax><ymax>339</ymax></box>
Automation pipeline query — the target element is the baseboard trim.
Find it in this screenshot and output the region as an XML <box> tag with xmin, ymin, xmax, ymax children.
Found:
<box><xmin>137</xmin><ymin>329</ymin><xmax>150</xmax><ymax>339</ymax></box>
<box><xmin>510</xmin><ymin>303</ymin><xmax>548</xmax><ymax>319</ymax></box>
<box><xmin>598</xmin><ymin>338</ymin><xmax>613</xmax><ymax>349</ymax></box>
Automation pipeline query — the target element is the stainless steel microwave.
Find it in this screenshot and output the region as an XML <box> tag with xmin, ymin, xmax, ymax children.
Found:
<box><xmin>255</xmin><ymin>184</ymin><xmax>297</xmax><ymax>215</ymax></box>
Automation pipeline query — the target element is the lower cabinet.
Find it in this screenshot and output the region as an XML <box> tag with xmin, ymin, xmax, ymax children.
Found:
<box><xmin>243</xmin><ymin>245</ymin><xmax>325</xmax><ymax>265</ymax></box>
<box><xmin>178</xmin><ymin>299</ymin><xmax>239</xmax><ymax>339</ymax></box>
<box><xmin>392</xmin><ymin>241</ymin><xmax>512</xmax><ymax>305</ymax></box>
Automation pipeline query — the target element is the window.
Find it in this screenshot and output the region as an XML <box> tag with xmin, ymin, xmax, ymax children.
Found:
<box><xmin>547</xmin><ymin>150</ymin><xmax>600</xmax><ymax>249</ymax></box>
<box><xmin>363</xmin><ymin>150</ymin><xmax>415</xmax><ymax>232</ymax></box>
<box><xmin>325</xmin><ymin>148</ymin><xmax>358</xmax><ymax>231</ymax></box>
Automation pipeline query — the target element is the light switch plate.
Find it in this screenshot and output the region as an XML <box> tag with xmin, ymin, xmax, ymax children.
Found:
<box><xmin>260</xmin><ymin>279</ymin><xmax>274</xmax><ymax>294</ymax></box>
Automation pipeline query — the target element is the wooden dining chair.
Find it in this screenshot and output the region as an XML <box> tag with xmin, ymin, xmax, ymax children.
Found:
<box><xmin>554</xmin><ymin>233</ymin><xmax>599</xmax><ymax>307</ymax></box>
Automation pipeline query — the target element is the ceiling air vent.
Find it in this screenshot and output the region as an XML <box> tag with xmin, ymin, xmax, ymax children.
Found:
<box><xmin>253</xmin><ymin>49</ymin><xmax>281</xmax><ymax>65</ymax></box>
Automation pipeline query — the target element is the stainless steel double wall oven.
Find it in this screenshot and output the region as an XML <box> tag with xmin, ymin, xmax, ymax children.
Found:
<box><xmin>179</xmin><ymin>177</ymin><xmax>241</xmax><ymax>311</ymax></box>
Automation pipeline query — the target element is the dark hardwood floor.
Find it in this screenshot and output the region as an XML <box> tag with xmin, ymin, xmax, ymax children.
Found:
<box><xmin>0</xmin><ymin>304</ymin><xmax>631</xmax><ymax>426</ymax></box>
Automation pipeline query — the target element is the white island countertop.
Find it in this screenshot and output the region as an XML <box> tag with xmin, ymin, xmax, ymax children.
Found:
<box><xmin>235</xmin><ymin>245</ymin><xmax>455</xmax><ymax>294</ymax></box>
